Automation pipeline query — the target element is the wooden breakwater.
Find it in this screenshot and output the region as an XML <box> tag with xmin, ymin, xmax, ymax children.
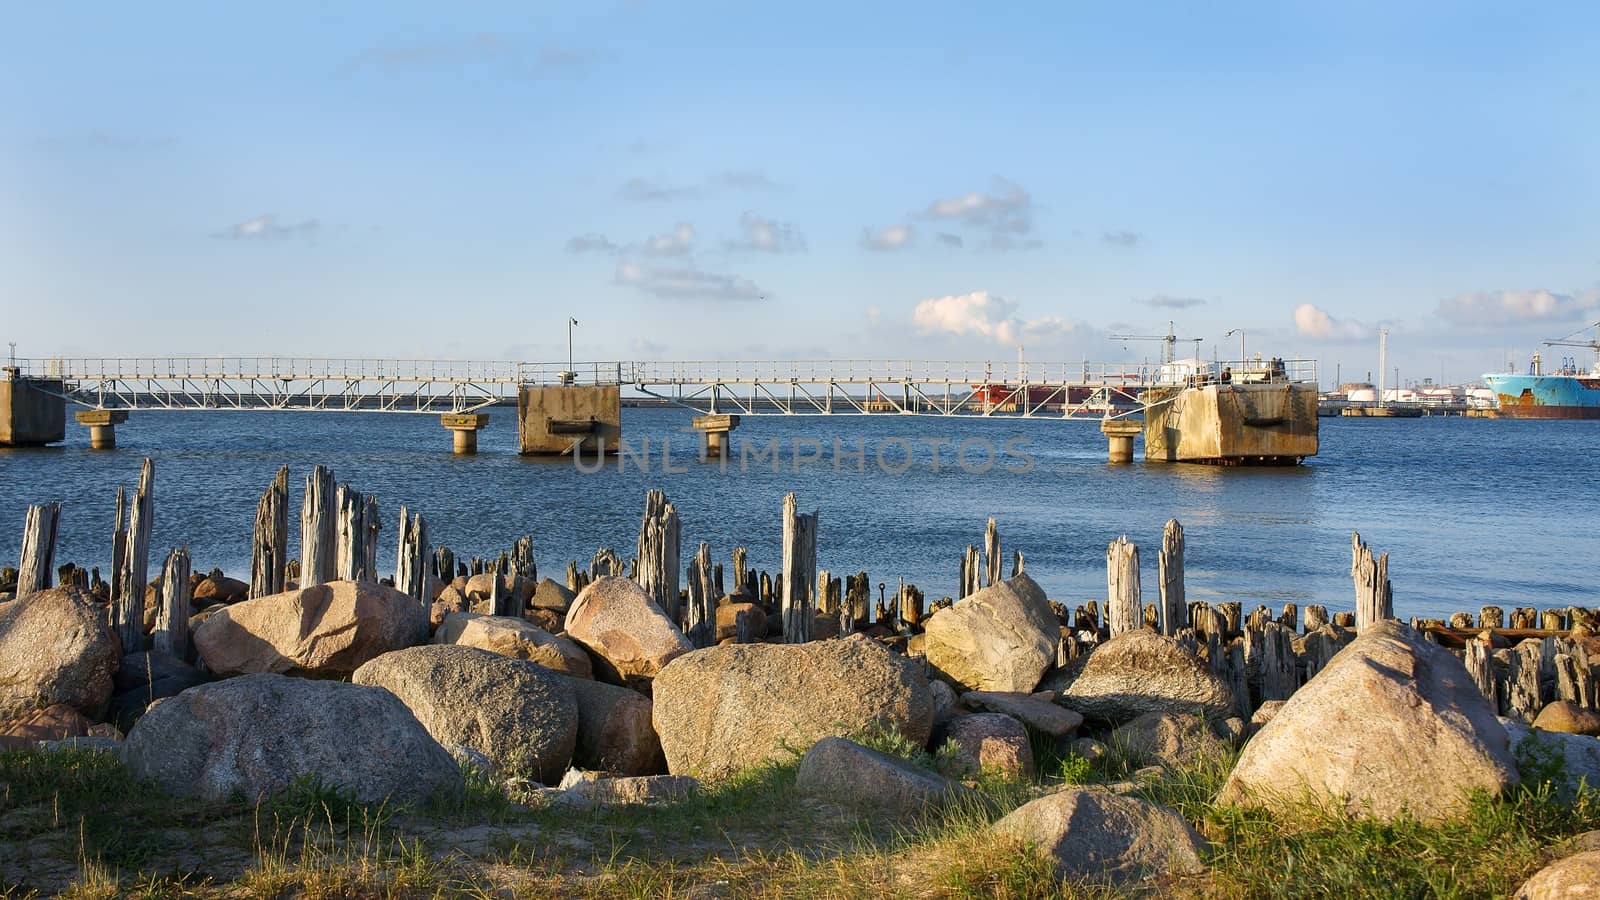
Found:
<box><xmin>4</xmin><ymin>458</ymin><xmax>1595</xmax><ymax>729</ymax></box>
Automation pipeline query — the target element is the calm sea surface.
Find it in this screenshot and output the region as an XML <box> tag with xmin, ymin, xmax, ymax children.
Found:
<box><xmin>1</xmin><ymin>409</ymin><xmax>1594</xmax><ymax>620</ymax></box>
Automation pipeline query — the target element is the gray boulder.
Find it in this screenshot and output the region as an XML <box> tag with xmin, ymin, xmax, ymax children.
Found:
<box><xmin>922</xmin><ymin>574</ymin><xmax>1056</xmax><ymax>693</ymax></box>
<box><xmin>0</xmin><ymin>586</ymin><xmax>121</xmax><ymax>721</ymax></box>
<box><xmin>563</xmin><ymin>576</ymin><xmax>692</xmax><ymax>690</ymax></box>
<box><xmin>938</xmin><ymin>713</ymin><xmax>1034</xmax><ymax>778</ymax></box>
<box><xmin>194</xmin><ymin>581</ymin><xmax>427</xmax><ymax>678</ymax></box>
<box><xmin>1220</xmin><ymin>621</ymin><xmax>1518</xmax><ymax>822</ymax></box>
<box><xmin>108</xmin><ymin>650</ymin><xmax>208</xmax><ymax>732</ymax></box>
<box><xmin>353</xmin><ymin>645</ymin><xmax>577</xmax><ymax>784</ymax></box>
<box><xmin>1044</xmin><ymin>630</ymin><xmax>1234</xmax><ymax>724</ymax></box>
<box><xmin>530</xmin><ymin>578</ymin><xmax>576</xmax><ymax>612</ymax></box>
<box><xmin>557</xmin><ymin>770</ymin><xmax>698</xmax><ymax>807</ymax></box>
<box><xmin>652</xmin><ymin>634</ymin><xmax>935</xmax><ymax>778</ymax></box>
<box><xmin>993</xmin><ymin>788</ymin><xmax>1207</xmax><ymax>885</ymax></box>
<box><xmin>123</xmin><ymin>673</ymin><xmax>462</xmax><ymax>805</ymax></box>
<box><xmin>796</xmin><ymin>737</ymin><xmax>971</xmax><ymax>820</ymax></box>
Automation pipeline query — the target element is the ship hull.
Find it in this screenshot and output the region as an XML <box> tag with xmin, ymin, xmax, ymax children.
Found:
<box><xmin>1484</xmin><ymin>374</ymin><xmax>1600</xmax><ymax>419</ymax></box>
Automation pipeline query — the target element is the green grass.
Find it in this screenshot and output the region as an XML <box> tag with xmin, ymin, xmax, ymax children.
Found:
<box><xmin>5</xmin><ymin>736</ymin><xmax>1600</xmax><ymax>898</ymax></box>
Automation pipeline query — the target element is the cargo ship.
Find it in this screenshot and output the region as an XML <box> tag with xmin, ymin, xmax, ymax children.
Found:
<box><xmin>1483</xmin><ymin>322</ymin><xmax>1600</xmax><ymax>419</ymax></box>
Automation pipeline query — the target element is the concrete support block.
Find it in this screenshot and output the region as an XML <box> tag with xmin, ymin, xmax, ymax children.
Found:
<box><xmin>1100</xmin><ymin>418</ymin><xmax>1142</xmax><ymax>464</ymax></box>
<box><xmin>74</xmin><ymin>409</ymin><xmax>129</xmax><ymax>450</ymax></box>
<box><xmin>0</xmin><ymin>374</ymin><xmax>67</xmax><ymax>447</ymax></box>
<box><xmin>691</xmin><ymin>413</ymin><xmax>741</xmax><ymax>460</ymax></box>
<box><xmin>517</xmin><ymin>385</ymin><xmax>622</xmax><ymax>455</ymax></box>
<box><xmin>441</xmin><ymin>413</ymin><xmax>490</xmax><ymax>455</ymax></box>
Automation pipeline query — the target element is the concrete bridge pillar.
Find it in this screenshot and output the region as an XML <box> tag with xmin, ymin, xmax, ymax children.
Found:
<box><xmin>0</xmin><ymin>372</ymin><xmax>66</xmax><ymax>447</ymax></box>
<box><xmin>75</xmin><ymin>409</ymin><xmax>129</xmax><ymax>450</ymax></box>
<box><xmin>441</xmin><ymin>413</ymin><xmax>489</xmax><ymax>455</ymax></box>
<box><xmin>692</xmin><ymin>413</ymin><xmax>740</xmax><ymax>459</ymax></box>
<box><xmin>1099</xmin><ymin>418</ymin><xmax>1142</xmax><ymax>464</ymax></box>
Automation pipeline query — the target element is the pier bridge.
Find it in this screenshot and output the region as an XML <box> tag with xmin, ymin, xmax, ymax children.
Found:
<box><xmin>1</xmin><ymin>354</ymin><xmax>1318</xmax><ymax>460</ymax></box>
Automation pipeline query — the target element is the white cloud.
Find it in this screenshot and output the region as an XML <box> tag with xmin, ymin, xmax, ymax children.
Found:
<box><xmin>214</xmin><ymin>214</ymin><xmax>318</xmax><ymax>241</ymax></box>
<box><xmin>1293</xmin><ymin>304</ymin><xmax>1375</xmax><ymax>342</ymax></box>
<box><xmin>912</xmin><ymin>291</ymin><xmax>1072</xmax><ymax>346</ymax></box>
<box><xmin>724</xmin><ymin>212</ymin><xmax>805</xmax><ymax>253</ymax></box>
<box><xmin>615</xmin><ymin>261</ymin><xmax>763</xmax><ymax>301</ymax></box>
<box><xmin>642</xmin><ymin>222</ymin><xmax>695</xmax><ymax>256</ymax></box>
<box><xmin>618</xmin><ymin>177</ymin><xmax>698</xmax><ymax>203</ymax></box>
<box><xmin>1436</xmin><ymin>288</ymin><xmax>1600</xmax><ymax>327</ymax></box>
<box><xmin>915</xmin><ymin>178</ymin><xmax>1039</xmax><ymax>251</ymax></box>
<box><xmin>1101</xmin><ymin>230</ymin><xmax>1141</xmax><ymax>248</ymax></box>
<box><xmin>712</xmin><ymin>170</ymin><xmax>779</xmax><ymax>191</ymax></box>
<box><xmin>860</xmin><ymin>224</ymin><xmax>915</xmax><ymax>251</ymax></box>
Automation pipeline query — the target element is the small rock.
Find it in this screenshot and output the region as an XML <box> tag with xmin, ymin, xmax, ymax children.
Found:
<box><xmin>714</xmin><ymin>602</ymin><xmax>767</xmax><ymax>643</ymax></box>
<box><xmin>0</xmin><ymin>704</ymin><xmax>92</xmax><ymax>748</ymax></box>
<box><xmin>530</xmin><ymin>578</ymin><xmax>577</xmax><ymax>613</ymax></box>
<box><xmin>961</xmin><ymin>690</ymin><xmax>1083</xmax><ymax>738</ymax></box>
<box><xmin>1514</xmin><ymin>850</ymin><xmax>1600</xmax><ymax>899</ymax></box>
<box><xmin>1113</xmin><ymin>711</ymin><xmax>1230</xmax><ymax>769</ymax></box>
<box><xmin>937</xmin><ymin>713</ymin><xmax>1033</xmax><ymax>778</ymax></box>
<box><xmin>1214</xmin><ymin>716</ymin><xmax>1247</xmax><ymax>745</ymax></box>
<box><xmin>1071</xmin><ymin>737</ymin><xmax>1107</xmax><ymax>762</ymax></box>
<box><xmin>192</xmin><ymin>573</ymin><xmax>249</xmax><ymax>605</ymax></box>
<box><xmin>929</xmin><ymin>679</ymin><xmax>958</xmax><ymax>724</ymax></box>
<box><xmin>1249</xmin><ymin>700</ymin><xmax>1286</xmax><ymax>729</ymax></box>
<box><xmin>38</xmin><ymin>735</ymin><xmax>122</xmax><ymax>754</ymax></box>
<box><xmin>796</xmin><ymin>737</ymin><xmax>971</xmax><ymax>820</ymax></box>
<box><xmin>992</xmin><ymin>788</ymin><xmax>1207</xmax><ymax>885</ymax></box>
<box><xmin>559</xmin><ymin>673</ymin><xmax>666</xmax><ymax>776</ymax></box>
<box><xmin>1501</xmin><ymin>719</ymin><xmax>1600</xmax><ymax>801</ymax></box>
<box><xmin>447</xmin><ymin>744</ymin><xmax>498</xmax><ymax>773</ymax></box>
<box><xmin>558</xmin><ymin>770</ymin><xmax>700</xmax><ymax>806</ymax></box>
<box><xmin>1532</xmin><ymin>700</ymin><xmax>1600</xmax><ymax>737</ymax></box>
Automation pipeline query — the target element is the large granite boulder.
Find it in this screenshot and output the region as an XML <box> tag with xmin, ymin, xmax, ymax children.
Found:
<box><xmin>191</xmin><ymin>572</ymin><xmax>248</xmax><ymax>606</ymax></box>
<box><xmin>1220</xmin><ymin>621</ymin><xmax>1518</xmax><ymax>822</ymax></box>
<box><xmin>1044</xmin><ymin>630</ymin><xmax>1234</xmax><ymax>724</ymax></box>
<box><xmin>530</xmin><ymin>578</ymin><xmax>576</xmax><ymax>612</ymax></box>
<box><xmin>0</xmin><ymin>704</ymin><xmax>93</xmax><ymax>749</ymax></box>
<box><xmin>559</xmin><ymin>674</ymin><xmax>665</xmax><ymax>776</ymax></box>
<box><xmin>433</xmin><ymin>612</ymin><xmax>591</xmax><ymax>678</ymax></box>
<box><xmin>652</xmin><ymin>634</ymin><xmax>935</xmax><ymax>778</ymax></box>
<box><xmin>993</xmin><ymin>788</ymin><xmax>1207</xmax><ymax>885</ymax></box>
<box><xmin>1532</xmin><ymin>700</ymin><xmax>1600</xmax><ymax>736</ymax></box>
<box><xmin>961</xmin><ymin>690</ymin><xmax>1083</xmax><ymax>738</ymax></box>
<box><xmin>0</xmin><ymin>586</ymin><xmax>121</xmax><ymax>721</ymax></box>
<box><xmin>922</xmin><ymin>574</ymin><xmax>1056</xmax><ymax>693</ymax></box>
<box><xmin>1515</xmin><ymin>850</ymin><xmax>1600</xmax><ymax>899</ymax></box>
<box><xmin>563</xmin><ymin>576</ymin><xmax>693</xmax><ymax>690</ymax></box>
<box><xmin>123</xmin><ymin>673</ymin><xmax>462</xmax><ymax>805</ymax></box>
<box><xmin>796</xmin><ymin>737</ymin><xmax>971</xmax><ymax>820</ymax></box>
<box><xmin>107</xmin><ymin>650</ymin><xmax>209</xmax><ymax>732</ymax></box>
<box><xmin>353</xmin><ymin>645</ymin><xmax>577</xmax><ymax>784</ymax></box>
<box><xmin>194</xmin><ymin>581</ymin><xmax>426</xmax><ymax>678</ymax></box>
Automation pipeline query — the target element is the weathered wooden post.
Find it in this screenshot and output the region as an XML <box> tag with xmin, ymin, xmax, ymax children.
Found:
<box><xmin>591</xmin><ymin>547</ymin><xmax>622</xmax><ymax>580</ymax></box>
<box><xmin>1351</xmin><ymin>531</ymin><xmax>1393</xmax><ymax>632</ymax></box>
<box><xmin>395</xmin><ymin>505</ymin><xmax>429</xmax><ymax>607</ymax></box>
<box><xmin>1465</xmin><ymin>639</ymin><xmax>1498</xmax><ymax>710</ymax></box>
<box><xmin>249</xmin><ymin>466</ymin><xmax>289</xmax><ymax>598</ymax></box>
<box><xmin>780</xmin><ymin>492</ymin><xmax>817</xmax><ymax>643</ymax></box>
<box><xmin>1157</xmin><ymin>518</ymin><xmax>1185</xmax><ymax>636</ymax></box>
<box><xmin>335</xmin><ymin>484</ymin><xmax>381</xmax><ymax>582</ymax></box>
<box><xmin>984</xmin><ymin>517</ymin><xmax>1001</xmax><ymax>587</ymax></box>
<box><xmin>114</xmin><ymin>459</ymin><xmax>154</xmax><ymax>651</ymax></box>
<box><xmin>685</xmin><ymin>542</ymin><xmax>716</xmax><ymax>648</ymax></box>
<box><xmin>815</xmin><ymin>567</ymin><xmax>833</xmax><ymax>615</ymax></box>
<box><xmin>636</xmin><ymin>489</ymin><xmax>681</xmax><ymax>621</ymax></box>
<box><xmin>16</xmin><ymin>502</ymin><xmax>61</xmax><ymax>596</ymax></box>
<box><xmin>151</xmin><ymin>547</ymin><xmax>192</xmax><ymax>659</ymax></box>
<box><xmin>300</xmin><ymin>465</ymin><xmax>336</xmax><ymax>588</ymax></box>
<box><xmin>1106</xmin><ymin>535</ymin><xmax>1141</xmax><ymax>638</ymax></box>
<box><xmin>731</xmin><ymin>546</ymin><xmax>749</xmax><ymax>596</ymax></box>
<box><xmin>510</xmin><ymin>535</ymin><xmax>536</xmax><ymax>580</ymax></box>
<box><xmin>1258</xmin><ymin>621</ymin><xmax>1297</xmax><ymax>701</ymax></box>
<box><xmin>110</xmin><ymin>485</ymin><xmax>128</xmax><ymax>602</ymax></box>
<box><xmin>1011</xmin><ymin>549</ymin><xmax>1024</xmax><ymax>578</ymax></box>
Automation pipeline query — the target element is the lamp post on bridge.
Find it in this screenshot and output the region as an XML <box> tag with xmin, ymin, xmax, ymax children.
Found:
<box><xmin>563</xmin><ymin>317</ymin><xmax>579</xmax><ymax>386</ymax></box>
<box><xmin>1226</xmin><ymin>329</ymin><xmax>1245</xmax><ymax>368</ymax></box>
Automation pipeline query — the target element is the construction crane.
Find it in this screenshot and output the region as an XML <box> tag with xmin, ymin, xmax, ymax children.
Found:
<box><xmin>1109</xmin><ymin>321</ymin><xmax>1202</xmax><ymax>365</ymax></box>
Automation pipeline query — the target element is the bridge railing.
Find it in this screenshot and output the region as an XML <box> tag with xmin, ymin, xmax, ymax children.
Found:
<box><xmin>625</xmin><ymin>359</ymin><xmax>1173</xmax><ymax>385</ymax></box>
<box><xmin>16</xmin><ymin>356</ymin><xmax>530</xmax><ymax>383</ymax></box>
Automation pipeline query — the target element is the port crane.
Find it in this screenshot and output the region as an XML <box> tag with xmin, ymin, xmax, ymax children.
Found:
<box><xmin>1543</xmin><ymin>320</ymin><xmax>1600</xmax><ymax>374</ymax></box>
<box><xmin>1109</xmin><ymin>321</ymin><xmax>1203</xmax><ymax>365</ymax></box>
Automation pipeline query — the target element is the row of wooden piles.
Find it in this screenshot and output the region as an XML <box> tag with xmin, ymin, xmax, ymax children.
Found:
<box><xmin>15</xmin><ymin>462</ymin><xmax>1597</xmax><ymax>727</ymax></box>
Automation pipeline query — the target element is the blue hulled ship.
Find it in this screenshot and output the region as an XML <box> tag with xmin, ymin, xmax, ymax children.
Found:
<box><xmin>1483</xmin><ymin>322</ymin><xmax>1600</xmax><ymax>419</ymax></box>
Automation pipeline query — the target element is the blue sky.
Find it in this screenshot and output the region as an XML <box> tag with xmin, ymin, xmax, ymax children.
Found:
<box><xmin>4</xmin><ymin>2</ymin><xmax>1598</xmax><ymax>385</ymax></box>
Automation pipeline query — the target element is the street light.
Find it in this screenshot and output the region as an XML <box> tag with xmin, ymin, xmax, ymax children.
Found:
<box><xmin>566</xmin><ymin>317</ymin><xmax>578</xmax><ymax>385</ymax></box>
<box><xmin>1225</xmin><ymin>329</ymin><xmax>1245</xmax><ymax>365</ymax></box>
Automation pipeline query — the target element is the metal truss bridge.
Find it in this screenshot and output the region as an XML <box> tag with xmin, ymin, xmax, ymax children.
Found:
<box><xmin>9</xmin><ymin>356</ymin><xmax>1318</xmax><ymax>420</ymax></box>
